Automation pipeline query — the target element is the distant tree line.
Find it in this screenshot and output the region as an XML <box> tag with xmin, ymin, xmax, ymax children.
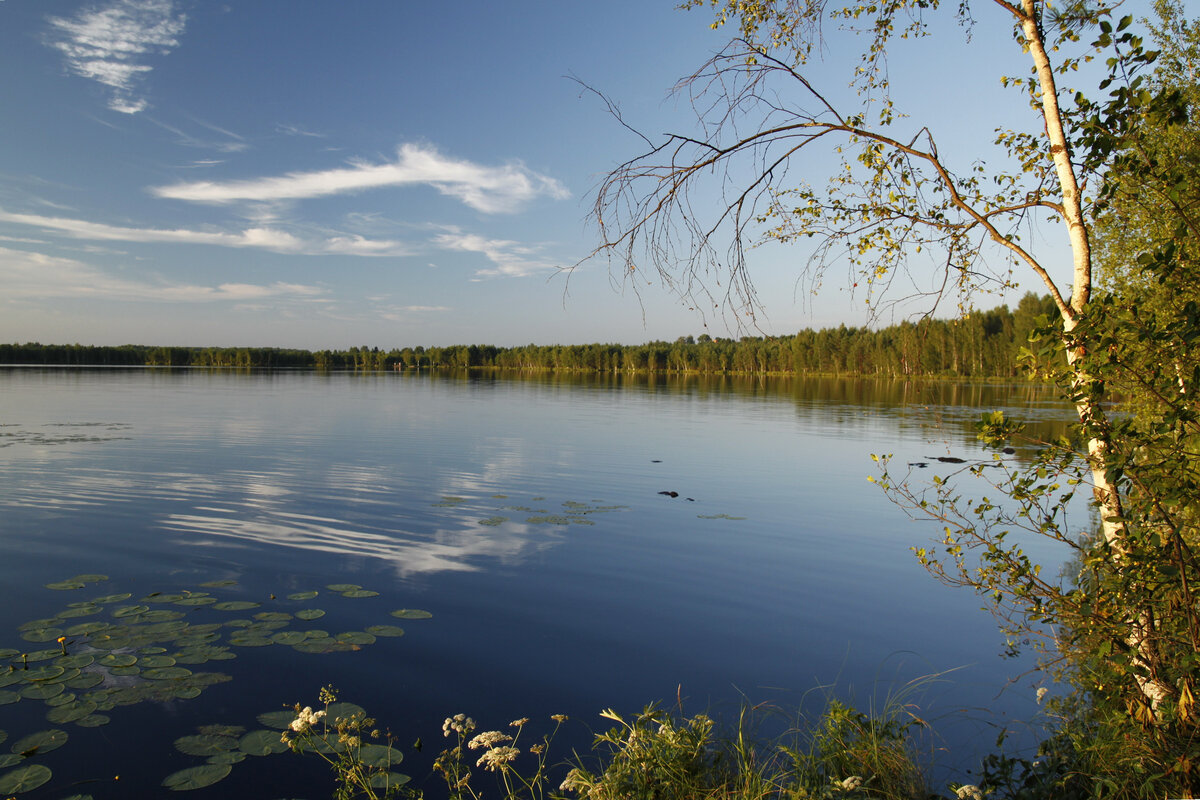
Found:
<box><xmin>1</xmin><ymin>293</ymin><xmax>1059</xmax><ymax>378</ymax></box>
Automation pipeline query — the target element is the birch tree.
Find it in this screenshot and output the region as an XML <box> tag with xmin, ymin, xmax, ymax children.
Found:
<box><xmin>589</xmin><ymin>0</ymin><xmax>1197</xmax><ymax>776</ymax></box>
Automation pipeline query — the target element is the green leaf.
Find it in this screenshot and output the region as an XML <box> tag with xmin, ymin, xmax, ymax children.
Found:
<box><xmin>11</xmin><ymin>729</ymin><xmax>68</xmax><ymax>756</ymax></box>
<box><xmin>162</xmin><ymin>764</ymin><xmax>232</xmax><ymax>791</ymax></box>
<box><xmin>239</xmin><ymin>729</ymin><xmax>288</xmax><ymax>756</ymax></box>
<box><xmin>390</xmin><ymin>609</ymin><xmax>432</xmax><ymax>620</ymax></box>
<box><xmin>0</xmin><ymin>764</ymin><xmax>52</xmax><ymax>794</ymax></box>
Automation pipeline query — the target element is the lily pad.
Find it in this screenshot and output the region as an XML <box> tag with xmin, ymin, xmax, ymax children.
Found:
<box><xmin>0</xmin><ymin>691</ymin><xmax>20</xmax><ymax>706</ymax></box>
<box><xmin>256</xmin><ymin>710</ymin><xmax>297</xmax><ymax>730</ymax></box>
<box><xmin>162</xmin><ymin>763</ymin><xmax>232</xmax><ymax>791</ymax></box>
<box><xmin>47</xmin><ymin>701</ymin><xmax>98</xmax><ymax>724</ymax></box>
<box><xmin>368</xmin><ymin>772</ymin><xmax>411</xmax><ymax>789</ymax></box>
<box><xmin>199</xmin><ymin>579</ymin><xmax>238</xmax><ymax>588</ymax></box>
<box><xmin>336</xmin><ymin>631</ymin><xmax>376</xmax><ymax>645</ymax></box>
<box><xmin>45</xmin><ymin>581</ymin><xmax>85</xmax><ymax>591</ymax></box>
<box><xmin>364</xmin><ymin>625</ymin><xmax>406</xmax><ymax>638</ymax></box>
<box><xmin>253</xmin><ymin>612</ymin><xmax>292</xmax><ymax>622</ymax></box>
<box><xmin>98</xmin><ymin>653</ymin><xmax>137</xmax><ymax>668</ymax></box>
<box><xmin>56</xmin><ymin>605</ymin><xmax>101</xmax><ymax>618</ymax></box>
<box><xmin>213</xmin><ymin>601</ymin><xmax>260</xmax><ymax>611</ymax></box>
<box><xmin>144</xmin><ymin>667</ymin><xmax>193</xmax><ymax>680</ymax></box>
<box><xmin>270</xmin><ymin>632</ymin><xmax>308</xmax><ymax>646</ymax></box>
<box><xmin>175</xmin><ymin>733</ymin><xmax>240</xmax><ymax>757</ymax></box>
<box><xmin>21</xmin><ymin>684</ymin><xmax>65</xmax><ymax>700</ymax></box>
<box><xmin>70</xmin><ymin>574</ymin><xmax>109</xmax><ymax>583</ymax></box>
<box><xmin>325</xmin><ymin>583</ymin><xmax>361</xmax><ymax>592</ymax></box>
<box><xmin>139</xmin><ymin>655</ymin><xmax>177</xmax><ymax>668</ymax></box>
<box><xmin>174</xmin><ymin>596</ymin><xmax>218</xmax><ymax>606</ymax></box>
<box><xmin>326</xmin><ymin>702</ymin><xmax>366</xmax><ymax>721</ymax></box>
<box><xmin>0</xmin><ymin>763</ymin><xmax>52</xmax><ymax>794</ymax></box>
<box><xmin>287</xmin><ymin>591</ymin><xmax>318</xmax><ymax>600</ymax></box>
<box><xmin>390</xmin><ymin>609</ymin><xmax>433</xmax><ymax>620</ymax></box>
<box><xmin>56</xmin><ymin>654</ymin><xmax>95</xmax><ymax>669</ymax></box>
<box><xmin>91</xmin><ymin>593</ymin><xmax>133</xmax><ymax>604</ymax></box>
<box><xmin>239</xmin><ymin>729</ymin><xmax>289</xmax><ymax>756</ymax></box>
<box><xmin>75</xmin><ymin>714</ymin><xmax>110</xmax><ymax>728</ymax></box>
<box><xmin>341</xmin><ymin>589</ymin><xmax>379</xmax><ymax>598</ymax></box>
<box><xmin>66</xmin><ymin>673</ymin><xmax>104</xmax><ymax>690</ymax></box>
<box><xmin>294</xmin><ymin>609</ymin><xmax>325</xmax><ymax>621</ymax></box>
<box><xmin>11</xmin><ymin>729</ymin><xmax>68</xmax><ymax>756</ymax></box>
<box><xmin>25</xmin><ymin>665</ymin><xmax>66</xmax><ymax>682</ymax></box>
<box><xmin>207</xmin><ymin>751</ymin><xmax>246</xmax><ymax>765</ymax></box>
<box><xmin>358</xmin><ymin>743</ymin><xmax>404</xmax><ymax>769</ymax></box>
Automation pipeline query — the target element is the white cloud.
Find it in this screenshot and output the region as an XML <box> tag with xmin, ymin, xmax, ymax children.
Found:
<box><xmin>0</xmin><ymin>209</ymin><xmax>411</xmax><ymax>257</ymax></box>
<box><xmin>151</xmin><ymin>143</ymin><xmax>570</xmax><ymax>214</ymax></box>
<box><xmin>46</xmin><ymin>0</ymin><xmax>187</xmax><ymax>115</ymax></box>
<box><xmin>434</xmin><ymin>231</ymin><xmax>558</xmax><ymax>278</ymax></box>
<box><xmin>0</xmin><ymin>245</ymin><xmax>324</xmax><ymax>303</ymax></box>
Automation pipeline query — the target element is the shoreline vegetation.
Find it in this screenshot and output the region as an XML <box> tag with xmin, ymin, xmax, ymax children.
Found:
<box><xmin>0</xmin><ymin>293</ymin><xmax>1059</xmax><ymax>379</ymax></box>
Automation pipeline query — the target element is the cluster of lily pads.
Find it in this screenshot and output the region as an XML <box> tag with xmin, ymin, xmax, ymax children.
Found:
<box><xmin>0</xmin><ymin>573</ymin><xmax>431</xmax><ymax>796</ymax></box>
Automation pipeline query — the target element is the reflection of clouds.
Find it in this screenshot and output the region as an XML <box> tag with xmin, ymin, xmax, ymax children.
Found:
<box><xmin>163</xmin><ymin>509</ymin><xmax>546</xmax><ymax>577</ymax></box>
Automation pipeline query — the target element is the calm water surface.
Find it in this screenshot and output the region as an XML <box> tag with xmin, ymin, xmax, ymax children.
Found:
<box><xmin>0</xmin><ymin>369</ymin><xmax>1075</xmax><ymax>797</ymax></box>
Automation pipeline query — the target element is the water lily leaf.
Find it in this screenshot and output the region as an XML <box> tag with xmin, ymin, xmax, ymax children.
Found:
<box><xmin>0</xmin><ymin>754</ymin><xmax>19</xmax><ymax>769</ymax></box>
<box><xmin>357</xmin><ymin>743</ymin><xmax>404</xmax><ymax>769</ymax></box>
<box><xmin>0</xmin><ymin>691</ymin><xmax>20</xmax><ymax>706</ymax></box>
<box><xmin>25</xmin><ymin>665</ymin><xmax>65</xmax><ymax>682</ymax></box>
<box><xmin>66</xmin><ymin>673</ymin><xmax>103</xmax><ymax>690</ymax></box>
<box><xmin>294</xmin><ymin>609</ymin><xmax>325</xmax><ymax>621</ymax></box>
<box><xmin>364</xmin><ymin>625</ymin><xmax>405</xmax><ymax>638</ymax></box>
<box><xmin>162</xmin><ymin>764</ymin><xmax>232</xmax><ymax>791</ymax></box>
<box><xmin>213</xmin><ymin>601</ymin><xmax>260</xmax><ymax>611</ymax></box>
<box><xmin>44</xmin><ymin>692</ymin><xmax>77</xmax><ymax>707</ymax></box>
<box><xmin>139</xmin><ymin>655</ymin><xmax>177</xmax><ymax>668</ymax></box>
<box><xmin>291</xmin><ymin>641</ymin><xmax>355</xmax><ymax>655</ymax></box>
<box><xmin>21</xmin><ymin>627</ymin><xmax>65</xmax><ymax>643</ymax></box>
<box><xmin>175</xmin><ymin>733</ymin><xmax>240</xmax><ymax>756</ymax></box>
<box><xmin>56</xmin><ymin>654</ymin><xmax>95</xmax><ymax>669</ymax></box>
<box><xmin>325</xmin><ymin>583</ymin><xmax>360</xmax><ymax>592</ymax></box>
<box><xmin>112</xmin><ymin>605</ymin><xmax>149</xmax><ymax>618</ymax></box>
<box><xmin>174</xmin><ymin>597</ymin><xmax>217</xmax><ymax>606</ymax></box>
<box><xmin>252</xmin><ymin>612</ymin><xmax>292</xmax><ymax>622</ymax></box>
<box><xmin>207</xmin><ymin>751</ymin><xmax>246</xmax><ymax>765</ymax></box>
<box><xmin>45</xmin><ymin>581</ymin><xmax>85</xmax><ymax>590</ymax></box>
<box><xmin>199</xmin><ymin>579</ymin><xmax>238</xmax><ymax>588</ymax></box>
<box><xmin>228</xmin><ymin>637</ymin><xmax>273</xmax><ymax>648</ymax></box>
<box><xmin>336</xmin><ymin>631</ymin><xmax>376</xmax><ymax>645</ymax></box>
<box><xmin>19</xmin><ymin>618</ymin><xmax>61</xmax><ymax>632</ymax></box>
<box><xmin>269</xmin><ymin>632</ymin><xmax>307</xmax><ymax>646</ymax></box>
<box><xmin>43</xmin><ymin>667</ymin><xmax>80</xmax><ymax>685</ymax></box>
<box><xmin>11</xmin><ymin>729</ymin><xmax>68</xmax><ymax>755</ymax></box>
<box><xmin>0</xmin><ymin>763</ymin><xmax>52</xmax><ymax>793</ymax></box>
<box><xmin>24</xmin><ymin>649</ymin><xmax>62</xmax><ymax>662</ymax></box>
<box><xmin>56</xmin><ymin>605</ymin><xmax>101</xmax><ymax>619</ymax></box>
<box><xmin>239</xmin><ymin>729</ymin><xmax>288</xmax><ymax>756</ymax></box>
<box><xmin>91</xmin><ymin>593</ymin><xmax>132</xmax><ymax>604</ymax></box>
<box><xmin>143</xmin><ymin>593</ymin><xmax>187</xmax><ymax>603</ymax></box>
<box><xmin>287</xmin><ymin>591</ymin><xmax>318</xmax><ymax>600</ymax></box>
<box><xmin>340</xmin><ymin>589</ymin><xmax>379</xmax><ymax>598</ymax></box>
<box><xmin>46</xmin><ymin>700</ymin><xmax>97</xmax><ymax>724</ymax></box>
<box><xmin>20</xmin><ymin>684</ymin><xmax>64</xmax><ymax>700</ymax></box>
<box><xmin>0</xmin><ymin>649</ymin><xmax>19</xmax><ymax>660</ymax></box>
<box><xmin>368</xmin><ymin>772</ymin><xmax>410</xmax><ymax>790</ymax></box>
<box><xmin>144</xmin><ymin>667</ymin><xmax>193</xmax><ymax>680</ymax></box>
<box><xmin>141</xmin><ymin>610</ymin><xmax>186</xmax><ymax>623</ymax></box>
<box><xmin>390</xmin><ymin>609</ymin><xmax>433</xmax><ymax>620</ymax></box>
<box><xmin>98</xmin><ymin>653</ymin><xmax>137</xmax><ymax>668</ymax></box>
<box><xmin>70</xmin><ymin>574</ymin><xmax>109</xmax><ymax>583</ymax></box>
<box><xmin>256</xmin><ymin>710</ymin><xmax>297</xmax><ymax>730</ymax></box>
<box><xmin>63</xmin><ymin>622</ymin><xmax>111</xmax><ymax>636</ymax></box>
<box><xmin>109</xmin><ymin>666</ymin><xmax>140</xmax><ymax>677</ymax></box>
<box><xmin>75</xmin><ymin>714</ymin><xmax>110</xmax><ymax>728</ymax></box>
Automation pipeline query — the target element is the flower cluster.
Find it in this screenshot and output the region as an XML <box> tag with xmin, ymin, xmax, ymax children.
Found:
<box><xmin>443</xmin><ymin>713</ymin><xmax>476</xmax><ymax>738</ymax></box>
<box><xmin>290</xmin><ymin>706</ymin><xmax>327</xmax><ymax>733</ymax></box>
<box><xmin>468</xmin><ymin>730</ymin><xmax>513</xmax><ymax>750</ymax></box>
<box><xmin>837</xmin><ymin>775</ymin><xmax>864</xmax><ymax>791</ymax></box>
<box><xmin>955</xmin><ymin>785</ymin><xmax>984</xmax><ymax>800</ymax></box>
<box><xmin>476</xmin><ymin>745</ymin><xmax>520</xmax><ymax>771</ymax></box>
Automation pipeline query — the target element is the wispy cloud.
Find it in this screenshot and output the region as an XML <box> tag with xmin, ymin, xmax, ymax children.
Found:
<box><xmin>276</xmin><ymin>123</ymin><xmax>326</xmax><ymax>138</ymax></box>
<box><xmin>145</xmin><ymin>117</ymin><xmax>247</xmax><ymax>153</ymax></box>
<box><xmin>0</xmin><ymin>246</ymin><xmax>324</xmax><ymax>303</ymax></box>
<box><xmin>151</xmin><ymin>143</ymin><xmax>570</xmax><ymax>214</ymax></box>
<box><xmin>434</xmin><ymin>231</ymin><xmax>558</xmax><ymax>278</ymax></box>
<box><xmin>46</xmin><ymin>0</ymin><xmax>187</xmax><ymax>115</ymax></box>
<box><xmin>0</xmin><ymin>209</ymin><xmax>411</xmax><ymax>257</ymax></box>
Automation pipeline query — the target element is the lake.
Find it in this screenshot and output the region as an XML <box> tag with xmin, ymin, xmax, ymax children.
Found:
<box><xmin>0</xmin><ymin>368</ymin><xmax>1076</xmax><ymax>797</ymax></box>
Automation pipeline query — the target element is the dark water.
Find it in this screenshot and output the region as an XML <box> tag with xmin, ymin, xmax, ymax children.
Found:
<box><xmin>0</xmin><ymin>368</ymin><xmax>1076</xmax><ymax>797</ymax></box>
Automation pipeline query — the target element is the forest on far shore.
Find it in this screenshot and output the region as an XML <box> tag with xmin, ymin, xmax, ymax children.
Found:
<box><xmin>1</xmin><ymin>292</ymin><xmax>1059</xmax><ymax>378</ymax></box>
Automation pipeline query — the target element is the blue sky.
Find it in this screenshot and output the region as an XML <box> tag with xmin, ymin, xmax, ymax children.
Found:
<box><xmin>0</xmin><ymin>0</ymin><xmax>1106</xmax><ymax>349</ymax></box>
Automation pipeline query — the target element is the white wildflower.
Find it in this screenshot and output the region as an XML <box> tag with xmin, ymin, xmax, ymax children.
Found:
<box><xmin>289</xmin><ymin>706</ymin><xmax>326</xmax><ymax>733</ymax></box>
<box><xmin>1036</xmin><ymin>687</ymin><xmax>1048</xmax><ymax>705</ymax></box>
<box><xmin>559</xmin><ymin>767</ymin><xmax>587</xmax><ymax>793</ymax></box>
<box><xmin>443</xmin><ymin>713</ymin><xmax>476</xmax><ymax>737</ymax></box>
<box><xmin>476</xmin><ymin>745</ymin><xmax>520</xmax><ymax>771</ymax></box>
<box><xmin>839</xmin><ymin>775</ymin><xmax>864</xmax><ymax>791</ymax></box>
<box><xmin>956</xmin><ymin>785</ymin><xmax>984</xmax><ymax>800</ymax></box>
<box><xmin>468</xmin><ymin>730</ymin><xmax>513</xmax><ymax>750</ymax></box>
